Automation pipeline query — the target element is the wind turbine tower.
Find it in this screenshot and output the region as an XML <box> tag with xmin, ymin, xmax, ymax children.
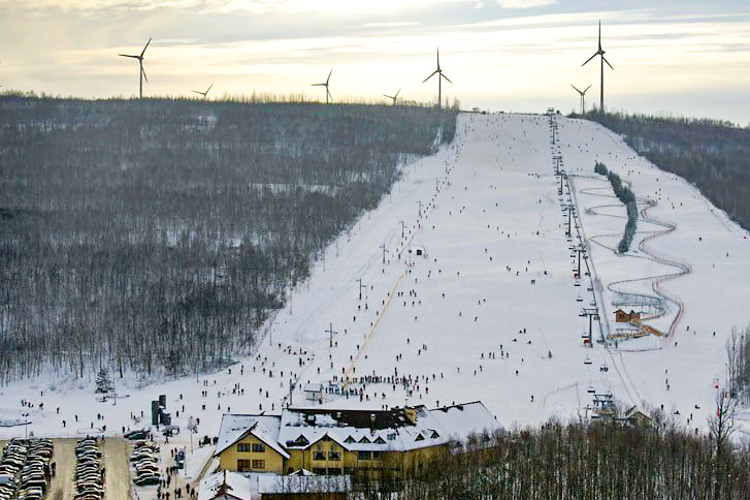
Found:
<box><xmin>582</xmin><ymin>21</ymin><xmax>613</xmax><ymax>112</ymax></box>
<box><xmin>192</xmin><ymin>84</ymin><xmax>214</xmax><ymax>99</ymax></box>
<box><xmin>423</xmin><ymin>48</ymin><xmax>452</xmax><ymax>109</ymax></box>
<box><xmin>311</xmin><ymin>69</ymin><xmax>333</xmax><ymax>104</ymax></box>
<box><xmin>570</xmin><ymin>84</ymin><xmax>592</xmax><ymax>114</ymax></box>
<box><xmin>118</xmin><ymin>38</ymin><xmax>152</xmax><ymax>99</ymax></box>
<box><xmin>383</xmin><ymin>88</ymin><xmax>401</xmax><ymax>106</ymax></box>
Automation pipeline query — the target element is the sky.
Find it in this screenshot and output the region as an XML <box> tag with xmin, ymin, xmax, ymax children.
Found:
<box><xmin>1</xmin><ymin>0</ymin><xmax>749</xmax><ymax>124</ymax></box>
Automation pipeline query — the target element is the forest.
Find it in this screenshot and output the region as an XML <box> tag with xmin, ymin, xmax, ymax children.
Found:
<box><xmin>0</xmin><ymin>95</ymin><xmax>457</xmax><ymax>383</ymax></box>
<box><xmin>353</xmin><ymin>416</ymin><xmax>750</xmax><ymax>500</ymax></box>
<box><xmin>580</xmin><ymin>110</ymin><xmax>750</xmax><ymax>230</ymax></box>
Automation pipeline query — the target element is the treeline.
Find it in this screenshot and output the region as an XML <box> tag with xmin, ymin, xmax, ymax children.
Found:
<box><xmin>0</xmin><ymin>96</ymin><xmax>457</xmax><ymax>383</ymax></box>
<box><xmin>581</xmin><ymin>110</ymin><xmax>750</xmax><ymax>231</ymax></box>
<box><xmin>726</xmin><ymin>325</ymin><xmax>750</xmax><ymax>404</ymax></box>
<box><xmin>595</xmin><ymin>162</ymin><xmax>638</xmax><ymax>253</ymax></box>
<box><xmin>354</xmin><ymin>419</ymin><xmax>750</xmax><ymax>500</ymax></box>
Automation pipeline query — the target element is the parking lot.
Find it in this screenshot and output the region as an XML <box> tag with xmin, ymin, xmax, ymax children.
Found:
<box><xmin>2</xmin><ymin>438</ymin><xmax>133</xmax><ymax>500</ymax></box>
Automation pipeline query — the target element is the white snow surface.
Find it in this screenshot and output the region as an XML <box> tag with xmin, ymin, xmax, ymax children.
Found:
<box><xmin>3</xmin><ymin>112</ymin><xmax>750</xmax><ymax>451</ymax></box>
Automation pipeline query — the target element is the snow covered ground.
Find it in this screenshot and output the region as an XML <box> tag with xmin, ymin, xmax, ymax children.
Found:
<box><xmin>2</xmin><ymin>112</ymin><xmax>750</xmax><ymax>458</ymax></box>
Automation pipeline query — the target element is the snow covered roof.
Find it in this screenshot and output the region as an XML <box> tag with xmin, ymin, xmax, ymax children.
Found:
<box><xmin>215</xmin><ymin>414</ymin><xmax>289</xmax><ymax>459</ymax></box>
<box><xmin>277</xmin><ymin>402</ymin><xmax>500</xmax><ymax>453</ymax></box>
<box><xmin>429</xmin><ymin>401</ymin><xmax>500</xmax><ymax>443</ymax></box>
<box><xmin>256</xmin><ymin>474</ymin><xmax>351</xmax><ymax>495</ymax></box>
<box><xmin>303</xmin><ymin>383</ymin><xmax>322</xmax><ymax>393</ymax></box>
<box><xmin>199</xmin><ymin>469</ymin><xmax>350</xmax><ymax>500</ymax></box>
<box><xmin>198</xmin><ymin>470</ymin><xmax>256</xmax><ymax>500</ymax></box>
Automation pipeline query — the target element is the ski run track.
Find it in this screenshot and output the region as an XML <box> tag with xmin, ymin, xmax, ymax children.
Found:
<box><xmin>3</xmin><ymin>112</ymin><xmax>750</xmax><ymax>456</ymax></box>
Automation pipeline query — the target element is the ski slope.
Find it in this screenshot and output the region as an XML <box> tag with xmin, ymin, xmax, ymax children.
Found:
<box><xmin>2</xmin><ymin>112</ymin><xmax>750</xmax><ymax>450</ymax></box>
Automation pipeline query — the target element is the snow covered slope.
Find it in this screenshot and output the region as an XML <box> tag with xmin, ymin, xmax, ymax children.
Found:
<box><xmin>2</xmin><ymin>113</ymin><xmax>749</xmax><ymax>446</ymax></box>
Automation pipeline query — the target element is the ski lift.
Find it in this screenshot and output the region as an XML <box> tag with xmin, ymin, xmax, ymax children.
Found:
<box><xmin>574</xmin><ymin>280</ymin><xmax>581</xmax><ymax>287</ymax></box>
<box><xmin>600</xmin><ymin>364</ymin><xmax>609</xmax><ymax>372</ymax></box>
<box><xmin>576</xmin><ymin>294</ymin><xmax>583</xmax><ymax>303</ymax></box>
<box><xmin>584</xmin><ymin>355</ymin><xmax>592</xmax><ymax>365</ymax></box>
<box><xmin>587</xmin><ymin>385</ymin><xmax>595</xmax><ymax>394</ymax></box>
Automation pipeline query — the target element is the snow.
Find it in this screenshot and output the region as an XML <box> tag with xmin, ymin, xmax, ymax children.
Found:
<box><xmin>3</xmin><ymin>112</ymin><xmax>750</xmax><ymax>462</ymax></box>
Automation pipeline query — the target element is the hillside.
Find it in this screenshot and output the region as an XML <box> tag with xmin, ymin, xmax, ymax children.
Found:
<box><xmin>2</xmin><ymin>111</ymin><xmax>750</xmax><ymax>459</ymax></box>
<box><xmin>0</xmin><ymin>97</ymin><xmax>457</xmax><ymax>382</ymax></box>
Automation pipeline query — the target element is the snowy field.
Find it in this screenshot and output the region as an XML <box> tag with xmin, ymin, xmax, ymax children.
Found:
<box><xmin>2</xmin><ymin>112</ymin><xmax>750</xmax><ymax>460</ymax></box>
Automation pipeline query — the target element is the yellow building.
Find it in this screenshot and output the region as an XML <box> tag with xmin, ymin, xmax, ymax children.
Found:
<box><xmin>215</xmin><ymin>415</ymin><xmax>290</xmax><ymax>473</ymax></box>
<box><xmin>215</xmin><ymin>402</ymin><xmax>500</xmax><ymax>478</ymax></box>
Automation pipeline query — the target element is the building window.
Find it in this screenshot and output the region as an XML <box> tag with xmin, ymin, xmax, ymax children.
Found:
<box><xmin>327</xmin><ymin>468</ymin><xmax>341</xmax><ymax>475</ymax></box>
<box><xmin>251</xmin><ymin>459</ymin><xmax>265</xmax><ymax>469</ymax></box>
<box><xmin>312</xmin><ymin>468</ymin><xmax>327</xmax><ymax>475</ymax></box>
<box><xmin>252</xmin><ymin>443</ymin><xmax>265</xmax><ymax>453</ymax></box>
<box><xmin>237</xmin><ymin>443</ymin><xmax>250</xmax><ymax>452</ymax></box>
<box><xmin>237</xmin><ymin>459</ymin><xmax>251</xmax><ymax>472</ymax></box>
<box><xmin>328</xmin><ymin>449</ymin><xmax>341</xmax><ymax>461</ymax></box>
<box><xmin>313</xmin><ymin>450</ymin><xmax>326</xmax><ymax>461</ymax></box>
<box><xmin>357</xmin><ymin>451</ymin><xmax>372</xmax><ymax>460</ymax></box>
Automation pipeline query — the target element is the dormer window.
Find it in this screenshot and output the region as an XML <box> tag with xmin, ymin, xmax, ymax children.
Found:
<box><xmin>374</xmin><ymin>437</ymin><xmax>386</xmax><ymax>444</ymax></box>
<box><xmin>359</xmin><ymin>436</ymin><xmax>371</xmax><ymax>444</ymax></box>
<box><xmin>344</xmin><ymin>436</ymin><xmax>355</xmax><ymax>443</ymax></box>
<box><xmin>415</xmin><ymin>434</ymin><xmax>425</xmax><ymax>442</ymax></box>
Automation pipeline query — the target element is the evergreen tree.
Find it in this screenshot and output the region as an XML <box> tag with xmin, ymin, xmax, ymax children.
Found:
<box><xmin>95</xmin><ymin>367</ymin><xmax>113</xmax><ymax>393</ymax></box>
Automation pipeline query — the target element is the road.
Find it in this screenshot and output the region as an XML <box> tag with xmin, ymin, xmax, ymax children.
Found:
<box><xmin>104</xmin><ymin>438</ymin><xmax>132</xmax><ymax>500</ymax></box>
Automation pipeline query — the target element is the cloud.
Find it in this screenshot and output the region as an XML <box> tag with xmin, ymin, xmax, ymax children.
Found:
<box><xmin>494</xmin><ymin>0</ymin><xmax>556</xmax><ymax>9</ymax></box>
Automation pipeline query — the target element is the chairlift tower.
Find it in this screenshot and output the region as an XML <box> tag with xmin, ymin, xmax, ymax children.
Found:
<box><xmin>580</xmin><ymin>308</ymin><xmax>600</xmax><ymax>345</ymax></box>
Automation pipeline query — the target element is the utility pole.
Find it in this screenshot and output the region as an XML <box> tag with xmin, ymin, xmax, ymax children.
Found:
<box><xmin>417</xmin><ymin>200</ymin><xmax>422</xmax><ymax>217</ymax></box>
<box><xmin>399</xmin><ymin>221</ymin><xmax>405</xmax><ymax>239</ymax></box>
<box><xmin>356</xmin><ymin>279</ymin><xmax>366</xmax><ymax>301</ymax></box>
<box><xmin>326</xmin><ymin>323</ymin><xmax>338</xmax><ymax>348</ymax></box>
<box><xmin>380</xmin><ymin>244</ymin><xmax>388</xmax><ymax>264</ymax></box>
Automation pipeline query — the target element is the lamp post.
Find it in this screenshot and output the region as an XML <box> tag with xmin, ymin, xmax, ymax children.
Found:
<box><xmin>22</xmin><ymin>412</ymin><xmax>30</xmax><ymax>440</ymax></box>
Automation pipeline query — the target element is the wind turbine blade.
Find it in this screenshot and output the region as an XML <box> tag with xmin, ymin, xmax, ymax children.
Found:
<box><xmin>192</xmin><ymin>90</ymin><xmax>202</xmax><ymax>95</ymax></box>
<box><xmin>141</xmin><ymin>37</ymin><xmax>152</xmax><ymax>58</ymax></box>
<box><xmin>581</xmin><ymin>52</ymin><xmax>598</xmax><ymax>67</ymax></box>
<box><xmin>603</xmin><ymin>56</ymin><xmax>614</xmax><ymax>70</ymax></box>
<box><xmin>206</xmin><ymin>84</ymin><xmax>214</xmax><ymax>94</ymax></box>
<box><xmin>584</xmin><ymin>84</ymin><xmax>592</xmax><ymax>92</ymax></box>
<box><xmin>326</xmin><ymin>68</ymin><xmax>332</xmax><ymax>85</ymax></box>
<box><xmin>571</xmin><ymin>84</ymin><xmax>582</xmax><ymax>94</ymax></box>
<box><xmin>395</xmin><ymin>87</ymin><xmax>401</xmax><ymax>98</ymax></box>
<box><xmin>118</xmin><ymin>54</ymin><xmax>139</xmax><ymax>59</ymax></box>
<box><xmin>141</xmin><ymin>63</ymin><xmax>148</xmax><ymax>83</ymax></box>
<box><xmin>441</xmin><ymin>73</ymin><xmax>453</xmax><ymax>84</ymax></box>
<box><xmin>598</xmin><ymin>21</ymin><xmax>602</xmax><ymax>51</ymax></box>
<box><xmin>327</xmin><ymin>89</ymin><xmax>332</xmax><ymax>102</ymax></box>
<box><xmin>436</xmin><ymin>47</ymin><xmax>440</xmax><ymax>70</ymax></box>
<box><xmin>383</xmin><ymin>94</ymin><xmax>394</xmax><ymax>99</ymax></box>
<box><xmin>422</xmin><ymin>70</ymin><xmax>438</xmax><ymax>83</ymax></box>
<box><xmin>311</xmin><ymin>83</ymin><xmax>325</xmax><ymax>86</ymax></box>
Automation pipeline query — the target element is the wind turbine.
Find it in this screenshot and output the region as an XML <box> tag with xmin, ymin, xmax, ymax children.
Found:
<box><xmin>582</xmin><ymin>21</ymin><xmax>613</xmax><ymax>112</ymax></box>
<box><xmin>119</xmin><ymin>38</ymin><xmax>152</xmax><ymax>99</ymax></box>
<box><xmin>383</xmin><ymin>88</ymin><xmax>401</xmax><ymax>106</ymax></box>
<box><xmin>311</xmin><ymin>69</ymin><xmax>333</xmax><ymax>104</ymax></box>
<box><xmin>570</xmin><ymin>84</ymin><xmax>592</xmax><ymax>114</ymax></box>
<box><xmin>192</xmin><ymin>84</ymin><xmax>214</xmax><ymax>99</ymax></box>
<box><xmin>423</xmin><ymin>48</ymin><xmax>452</xmax><ymax>109</ymax></box>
